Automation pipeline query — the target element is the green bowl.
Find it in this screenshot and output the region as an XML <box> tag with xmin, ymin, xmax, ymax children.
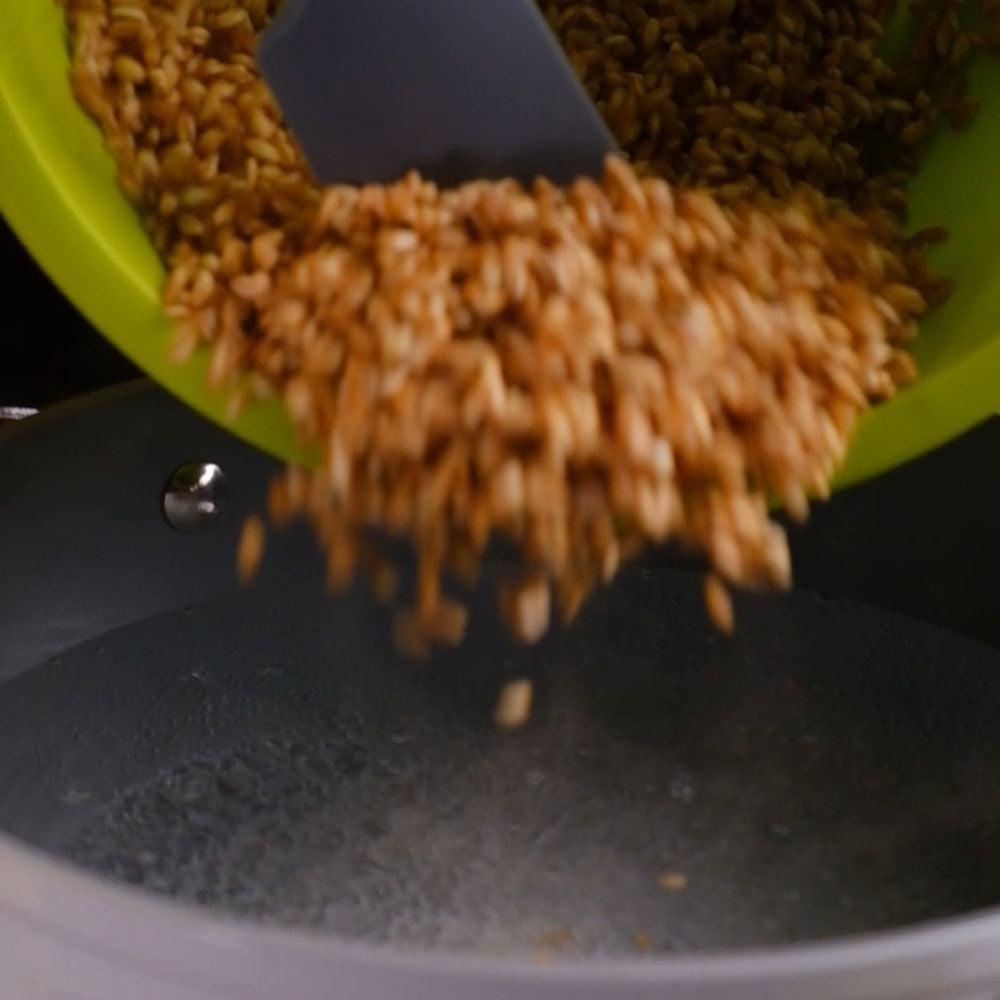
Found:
<box><xmin>3</xmin><ymin>0</ymin><xmax>1000</xmax><ymax>482</ymax></box>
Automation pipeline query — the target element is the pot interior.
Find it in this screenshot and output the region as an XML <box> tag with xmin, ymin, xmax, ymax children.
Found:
<box><xmin>2</xmin><ymin>386</ymin><xmax>1000</xmax><ymax>961</ymax></box>
<box><xmin>3</xmin><ymin>561</ymin><xmax>1000</xmax><ymax>959</ymax></box>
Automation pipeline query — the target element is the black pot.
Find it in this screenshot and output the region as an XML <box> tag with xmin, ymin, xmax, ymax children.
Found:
<box><xmin>2</xmin><ymin>382</ymin><xmax>1000</xmax><ymax>999</ymax></box>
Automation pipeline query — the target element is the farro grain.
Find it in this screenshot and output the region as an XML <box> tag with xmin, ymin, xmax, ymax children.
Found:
<box><xmin>703</xmin><ymin>573</ymin><xmax>734</xmax><ymax>635</ymax></box>
<box><xmin>502</xmin><ymin>573</ymin><xmax>553</xmax><ymax>646</ymax></box>
<box><xmin>632</xmin><ymin>931</ymin><xmax>652</xmax><ymax>953</ymax></box>
<box><xmin>236</xmin><ymin>513</ymin><xmax>265</xmax><ymax>585</ymax></box>
<box><xmin>658</xmin><ymin>871</ymin><xmax>688</xmax><ymax>892</ymax></box>
<box><xmin>494</xmin><ymin>679</ymin><xmax>535</xmax><ymax>731</ymax></box>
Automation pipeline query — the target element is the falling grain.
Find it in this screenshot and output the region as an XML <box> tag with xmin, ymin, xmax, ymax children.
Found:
<box><xmin>494</xmin><ymin>679</ymin><xmax>534</xmax><ymax>731</ymax></box>
<box><xmin>61</xmin><ymin>0</ymin><xmax>993</xmax><ymax>651</ymax></box>
<box><xmin>236</xmin><ymin>514</ymin><xmax>266</xmax><ymax>585</ymax></box>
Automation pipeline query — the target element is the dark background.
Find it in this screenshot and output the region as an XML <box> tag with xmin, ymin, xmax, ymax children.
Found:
<box><xmin>0</xmin><ymin>217</ymin><xmax>137</xmax><ymax>409</ymax></box>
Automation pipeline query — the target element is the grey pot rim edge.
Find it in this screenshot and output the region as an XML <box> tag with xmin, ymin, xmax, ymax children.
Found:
<box><xmin>3</xmin><ymin>828</ymin><xmax>1000</xmax><ymax>992</ymax></box>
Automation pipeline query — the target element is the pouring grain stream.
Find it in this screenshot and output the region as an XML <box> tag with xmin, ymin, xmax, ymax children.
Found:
<box><xmin>62</xmin><ymin>0</ymin><xmax>993</xmax><ymax>683</ymax></box>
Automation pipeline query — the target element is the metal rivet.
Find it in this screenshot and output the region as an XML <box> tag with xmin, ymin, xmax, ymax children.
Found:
<box><xmin>163</xmin><ymin>462</ymin><xmax>228</xmax><ymax>532</ymax></box>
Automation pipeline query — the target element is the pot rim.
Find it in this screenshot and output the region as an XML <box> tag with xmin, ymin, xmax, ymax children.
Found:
<box><xmin>3</xmin><ymin>829</ymin><xmax>1000</xmax><ymax>996</ymax></box>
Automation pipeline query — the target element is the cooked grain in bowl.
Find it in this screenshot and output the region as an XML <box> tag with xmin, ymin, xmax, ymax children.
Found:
<box><xmin>60</xmin><ymin>0</ymin><xmax>994</xmax><ymax>667</ymax></box>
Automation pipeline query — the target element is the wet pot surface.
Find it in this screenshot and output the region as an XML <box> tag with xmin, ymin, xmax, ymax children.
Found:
<box><xmin>3</xmin><ymin>571</ymin><xmax>1000</xmax><ymax>958</ymax></box>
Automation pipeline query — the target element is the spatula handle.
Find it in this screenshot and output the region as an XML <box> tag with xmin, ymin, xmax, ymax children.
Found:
<box><xmin>258</xmin><ymin>0</ymin><xmax>616</xmax><ymax>186</ymax></box>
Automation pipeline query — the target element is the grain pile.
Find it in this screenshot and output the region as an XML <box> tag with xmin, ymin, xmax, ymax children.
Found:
<box><xmin>62</xmin><ymin>0</ymin><xmax>989</xmax><ymax>654</ymax></box>
<box><xmin>545</xmin><ymin>0</ymin><xmax>979</xmax><ymax>209</ymax></box>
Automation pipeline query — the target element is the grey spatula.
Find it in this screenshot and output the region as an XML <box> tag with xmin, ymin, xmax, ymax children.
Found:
<box><xmin>257</xmin><ymin>0</ymin><xmax>617</xmax><ymax>187</ymax></box>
